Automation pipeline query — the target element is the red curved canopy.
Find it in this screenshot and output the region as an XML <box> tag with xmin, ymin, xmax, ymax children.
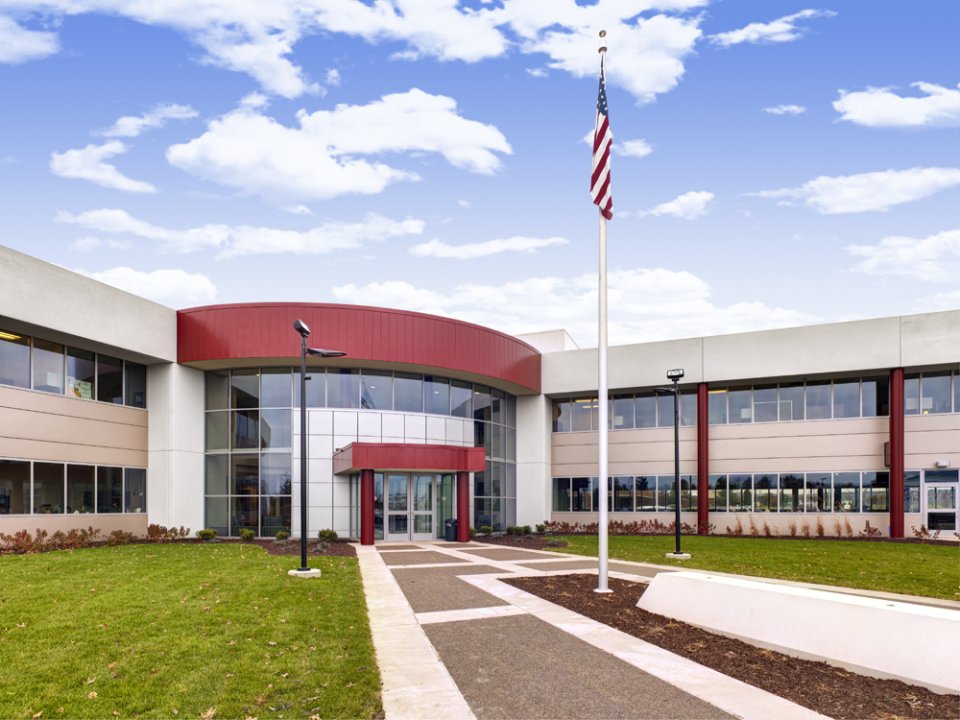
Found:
<box><xmin>177</xmin><ymin>303</ymin><xmax>540</xmax><ymax>394</ymax></box>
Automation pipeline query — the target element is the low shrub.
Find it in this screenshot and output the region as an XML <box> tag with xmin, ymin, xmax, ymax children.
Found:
<box><xmin>147</xmin><ymin>524</ymin><xmax>190</xmax><ymax>542</ymax></box>
<box><xmin>469</xmin><ymin>527</ymin><xmax>477</xmax><ymax>538</ymax></box>
<box><xmin>317</xmin><ymin>528</ymin><xmax>338</xmax><ymax>542</ymax></box>
<box><xmin>478</xmin><ymin>525</ymin><xmax>493</xmax><ymax>535</ymax></box>
<box><xmin>275</xmin><ymin>530</ymin><xmax>291</xmax><ymax>541</ymax></box>
<box><xmin>107</xmin><ymin>530</ymin><xmax>135</xmax><ymax>546</ymax></box>
<box><xmin>521</xmin><ymin>525</ymin><xmax>532</xmax><ymax>535</ymax></box>
<box><xmin>815</xmin><ymin>516</ymin><xmax>825</xmax><ymax>538</ymax></box>
<box><xmin>858</xmin><ymin>520</ymin><xmax>882</xmax><ymax>539</ymax></box>
<box><xmin>535</xmin><ymin>523</ymin><xmax>546</xmax><ymax>534</ymax></box>
<box><xmin>196</xmin><ymin>528</ymin><xmax>217</xmax><ymax>541</ymax></box>
<box><xmin>239</xmin><ymin>528</ymin><xmax>255</xmax><ymax>542</ymax></box>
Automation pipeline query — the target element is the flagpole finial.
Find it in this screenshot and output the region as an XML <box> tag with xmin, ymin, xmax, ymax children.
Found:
<box><xmin>599</xmin><ymin>29</ymin><xmax>607</xmax><ymax>54</ymax></box>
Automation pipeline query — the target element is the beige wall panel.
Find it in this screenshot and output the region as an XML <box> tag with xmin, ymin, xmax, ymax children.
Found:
<box><xmin>0</xmin><ymin>386</ymin><xmax>147</xmax><ymax>426</ymax></box>
<box><xmin>0</xmin><ymin>514</ymin><xmax>149</xmax><ymax>538</ymax></box>
<box><xmin>708</xmin><ymin>457</ymin><xmax>879</xmax><ymax>473</ymax></box>
<box><xmin>900</xmin><ymin>311</ymin><xmax>960</xmax><ymax>368</ymax></box>
<box><xmin>0</xmin><ymin>437</ymin><xmax>147</xmax><ymax>466</ymax></box>
<box><xmin>709</xmin><ymin>433</ymin><xmax>886</xmax><ymax>463</ymax></box>
<box><xmin>1</xmin><ymin>407</ymin><xmax>147</xmax><ymax>450</ymax></box>
<box><xmin>708</xmin><ymin>418</ymin><xmax>888</xmax><ymax>440</ymax></box>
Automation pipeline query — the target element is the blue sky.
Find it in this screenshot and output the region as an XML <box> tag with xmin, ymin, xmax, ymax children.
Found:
<box><xmin>2</xmin><ymin>1</ymin><xmax>959</xmax><ymax>347</ymax></box>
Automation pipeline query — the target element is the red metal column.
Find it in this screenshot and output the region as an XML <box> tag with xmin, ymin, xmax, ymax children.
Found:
<box><xmin>697</xmin><ymin>383</ymin><xmax>710</xmax><ymax>535</ymax></box>
<box><xmin>456</xmin><ymin>471</ymin><xmax>470</xmax><ymax>542</ymax></box>
<box><xmin>360</xmin><ymin>469</ymin><xmax>374</xmax><ymax>546</ymax></box>
<box><xmin>889</xmin><ymin>368</ymin><xmax>905</xmax><ymax>538</ymax></box>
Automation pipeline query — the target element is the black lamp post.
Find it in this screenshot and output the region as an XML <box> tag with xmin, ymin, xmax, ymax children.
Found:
<box><xmin>292</xmin><ymin>319</ymin><xmax>346</xmax><ymax>575</ymax></box>
<box><xmin>657</xmin><ymin>368</ymin><xmax>688</xmax><ymax>559</ymax></box>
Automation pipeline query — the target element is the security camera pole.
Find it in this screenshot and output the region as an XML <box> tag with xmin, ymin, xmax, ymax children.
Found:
<box><xmin>289</xmin><ymin>319</ymin><xmax>346</xmax><ymax>579</ymax></box>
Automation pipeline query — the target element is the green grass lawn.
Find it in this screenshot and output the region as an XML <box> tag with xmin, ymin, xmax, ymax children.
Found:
<box><xmin>550</xmin><ymin>535</ymin><xmax>960</xmax><ymax>600</ymax></box>
<box><xmin>0</xmin><ymin>544</ymin><xmax>381</xmax><ymax>719</ymax></box>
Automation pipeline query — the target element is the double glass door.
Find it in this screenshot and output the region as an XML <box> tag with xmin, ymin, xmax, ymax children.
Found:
<box><xmin>923</xmin><ymin>483</ymin><xmax>957</xmax><ymax>532</ymax></box>
<box><xmin>386</xmin><ymin>474</ymin><xmax>435</xmax><ymax>541</ymax></box>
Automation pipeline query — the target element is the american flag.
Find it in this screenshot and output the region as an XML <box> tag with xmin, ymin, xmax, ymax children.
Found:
<box><xmin>591</xmin><ymin>57</ymin><xmax>613</xmax><ymax>220</ymax></box>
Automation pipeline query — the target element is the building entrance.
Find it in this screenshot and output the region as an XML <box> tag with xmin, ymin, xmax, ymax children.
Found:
<box><xmin>922</xmin><ymin>472</ymin><xmax>958</xmax><ymax>532</ymax></box>
<box><xmin>384</xmin><ymin>473</ymin><xmax>456</xmax><ymax>541</ymax></box>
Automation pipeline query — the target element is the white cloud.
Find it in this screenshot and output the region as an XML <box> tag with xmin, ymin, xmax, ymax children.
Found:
<box><xmin>526</xmin><ymin>67</ymin><xmax>548</xmax><ymax>78</ymax></box>
<box><xmin>97</xmin><ymin>103</ymin><xmax>197</xmax><ymax>138</ymax></box>
<box><xmin>710</xmin><ymin>9</ymin><xmax>836</xmax><ymax>47</ymax></box>
<box><xmin>643</xmin><ymin>191</ymin><xmax>715</xmax><ymax>219</ymax></box>
<box><xmin>833</xmin><ymin>82</ymin><xmax>960</xmax><ymax>128</ymax></box>
<box><xmin>0</xmin><ymin>15</ymin><xmax>58</xmax><ymax>63</ymax></box>
<box><xmin>915</xmin><ymin>288</ymin><xmax>960</xmax><ymax>313</ymax></box>
<box><xmin>72</xmin><ymin>236</ymin><xmax>131</xmax><ymax>252</ymax></box>
<box><xmin>457</xmin><ymin>199</ymin><xmax>472</xmax><ymax>209</ymax></box>
<box><xmin>752</xmin><ymin>167</ymin><xmax>960</xmax><ymax>214</ymax></box>
<box><xmin>764</xmin><ymin>104</ymin><xmax>806</xmax><ymax>115</ymax></box>
<box><xmin>410</xmin><ymin>235</ymin><xmax>568</xmax><ymax>260</ymax></box>
<box><xmin>49</xmin><ymin>141</ymin><xmax>157</xmax><ymax>194</ymax></box>
<box><xmin>332</xmin><ymin>267</ymin><xmax>817</xmax><ymax>346</ymax></box>
<box><xmin>75</xmin><ymin>266</ymin><xmax>217</xmax><ymax>307</ymax></box>
<box><xmin>324</xmin><ymin>68</ymin><xmax>341</xmax><ymax>86</ymax></box>
<box><xmin>56</xmin><ymin>207</ymin><xmax>423</xmax><ymax>257</ymax></box>
<box><xmin>284</xmin><ymin>204</ymin><xmax>312</xmax><ymax>215</ymax></box>
<box><xmin>615</xmin><ymin>139</ymin><xmax>653</xmax><ymax>158</ymax></box>
<box><xmin>167</xmin><ymin>89</ymin><xmax>511</xmax><ymax>201</ymax></box>
<box><xmin>846</xmin><ymin>230</ymin><xmax>960</xmax><ymax>282</ymax></box>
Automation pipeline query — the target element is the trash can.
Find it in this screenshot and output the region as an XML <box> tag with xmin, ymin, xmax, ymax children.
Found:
<box><xmin>444</xmin><ymin>518</ymin><xmax>458</xmax><ymax>541</ymax></box>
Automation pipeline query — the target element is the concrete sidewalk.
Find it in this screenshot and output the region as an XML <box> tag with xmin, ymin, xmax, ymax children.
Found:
<box><xmin>356</xmin><ymin>541</ymin><xmax>833</xmax><ymax>720</ymax></box>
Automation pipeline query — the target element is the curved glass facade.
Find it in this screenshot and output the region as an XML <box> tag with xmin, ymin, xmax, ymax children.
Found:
<box><xmin>204</xmin><ymin>367</ymin><xmax>517</xmax><ymax>536</ymax></box>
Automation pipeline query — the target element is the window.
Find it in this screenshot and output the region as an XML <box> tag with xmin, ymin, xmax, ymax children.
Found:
<box><xmin>232</xmin><ymin>410</ymin><xmax>259</xmax><ymax>450</ymax></box>
<box><xmin>66</xmin><ymin>464</ymin><xmax>94</xmax><ymax>514</ymax></box>
<box><xmin>259</xmin><ymin>409</ymin><xmax>291</xmax><ymax>449</ymax></box>
<box><xmin>97</xmin><ymin>466</ymin><xmax>123</xmax><ymax>513</ymax></box>
<box><xmin>925</xmin><ymin>469</ymin><xmax>959</xmax><ymax>483</ymax></box>
<box><xmin>205</xmin><ymin>455</ymin><xmax>229</xmax><ymax>495</ymax></box>
<box><xmin>472</xmin><ymin>386</ymin><xmax>491</xmax><ymax>422</ymax></box>
<box><xmin>778</xmin><ymin>473</ymin><xmax>804</xmax><ymax>512</ymax></box>
<box><xmin>708</xmin><ymin>474</ymin><xmax>727</xmax><ymax>512</ymax></box>
<box><xmin>635</xmin><ymin>476</ymin><xmax>655</xmax><ymax>511</ymax></box>
<box><xmin>728</xmin><ymin>387</ymin><xmax>752</xmax><ymax>423</ymax></box>
<box><xmin>571</xmin><ymin>477</ymin><xmax>591</xmax><ymax>511</ymax></box>
<box><xmin>904</xmin><ymin>471</ymin><xmax>920</xmax><ymax>514</ymax></box>
<box><xmin>206</xmin><ymin>371</ymin><xmax>229</xmax><ymax>410</ymax></box>
<box><xmin>636</xmin><ymin>393</ymin><xmax>657</xmax><ymax>428</ymax></box>
<box><xmin>260</xmin><ymin>368</ymin><xmax>291</xmax><ymax>408</ymax></box>
<box><xmin>805</xmin><ymin>473</ymin><xmax>832</xmax><ymax>512</ymax></box>
<box><xmin>613</xmin><ymin>476</ymin><xmax>633</xmax><ymax>511</ymax></box>
<box><xmin>491</xmin><ymin>389</ymin><xmax>505</xmax><ymax>425</ymax></box>
<box><xmin>553</xmin><ymin>400</ymin><xmax>571</xmax><ymax>432</ymax></box>
<box><xmin>260</xmin><ymin>454</ymin><xmax>292</xmax><ymax>495</ymax></box>
<box><xmin>861</xmin><ymin>376</ymin><xmax>889</xmax><ymax>417</ymax></box>
<box><xmin>394</xmin><ymin>373</ymin><xmax>423</xmax><ymax>412</ymax></box>
<box><xmin>125</xmin><ymin>362</ymin><xmax>147</xmax><ymax>408</ymax></box>
<box><xmin>778</xmin><ymin>383</ymin><xmax>804</xmax><ymax>421</ymax></box>
<box><xmin>904</xmin><ymin>376</ymin><xmax>920</xmax><ymax>415</ymax></box>
<box><xmin>327</xmin><ymin>369</ymin><xmax>359</xmax><ymax>409</ymax></box>
<box><xmin>36</xmin><ymin>463</ymin><xmax>65</xmax><ymax>514</ymax></box>
<box><xmin>205</xmin><ymin>412</ymin><xmax>229</xmax><ymax>452</ymax></box>
<box><xmin>833</xmin><ymin>472</ymin><xmax>860</xmax><ymax>512</ymax></box>
<box><xmin>611</xmin><ymin>395</ymin><xmax>634</xmax><ymax>429</ymax></box>
<box><xmin>680</xmin><ymin>393</ymin><xmax>697</xmax><ymax>427</ymax></box>
<box><xmin>955</xmin><ymin>372</ymin><xmax>960</xmax><ymax>413</ymax></box>
<box><xmin>97</xmin><ymin>355</ymin><xmax>124</xmax><ymax>404</ymax></box>
<box><xmin>294</xmin><ymin>369</ymin><xmax>325</xmax><ymax>408</ymax></box>
<box><xmin>32</xmin><ymin>339</ymin><xmax>64</xmax><ymax>394</ymax></box>
<box><xmin>450</xmin><ymin>380</ymin><xmax>472</xmax><ymax>418</ymax></box>
<box><xmin>67</xmin><ymin>348</ymin><xmax>96</xmax><ymax>400</ymax></box>
<box><xmin>424</xmin><ymin>376</ymin><xmax>450</xmax><ymax>415</ymax></box>
<box><xmin>708</xmin><ymin>390</ymin><xmax>728</xmax><ymax>424</ymax></box>
<box><xmin>552</xmin><ymin>478</ymin><xmax>571</xmax><ymax>512</ymax></box>
<box><xmin>571</xmin><ymin>398</ymin><xmax>597</xmax><ymax>431</ymax></box>
<box><xmin>229</xmin><ymin>369</ymin><xmax>258</xmax><ymax>410</ymax></box>
<box><xmin>921</xmin><ymin>373</ymin><xmax>952</xmax><ymax>414</ymax></box>
<box><xmin>656</xmin><ymin>476</ymin><xmax>676</xmax><ymax>511</ymax></box>
<box><xmin>360</xmin><ymin>370</ymin><xmax>392</xmax><ymax>410</ymax></box>
<box><xmin>680</xmin><ymin>475</ymin><xmax>697</xmax><ymax>511</ymax></box>
<box><xmin>728</xmin><ymin>474</ymin><xmax>752</xmax><ymax>511</ymax></box>
<box><xmin>805</xmin><ymin>381</ymin><xmax>831</xmax><ymax>419</ymax></box>
<box><xmin>0</xmin><ymin>460</ymin><xmax>30</xmax><ymax>514</ymax></box>
<box><xmin>0</xmin><ymin>331</ymin><xmax>30</xmax><ymax>388</ymax></box>
<box><xmin>833</xmin><ymin>380</ymin><xmax>860</xmax><ymax>419</ymax></box>
<box><xmin>862</xmin><ymin>471</ymin><xmax>889</xmax><ymax>512</ymax></box>
<box><xmin>754</xmin><ymin>474</ymin><xmax>778</xmax><ymax>512</ymax></box>
<box><xmin>754</xmin><ymin>385</ymin><xmax>778</xmax><ymax>423</ymax></box>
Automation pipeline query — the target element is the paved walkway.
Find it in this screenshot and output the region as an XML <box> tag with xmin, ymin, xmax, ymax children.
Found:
<box><xmin>356</xmin><ymin>541</ymin><xmax>835</xmax><ymax>720</ymax></box>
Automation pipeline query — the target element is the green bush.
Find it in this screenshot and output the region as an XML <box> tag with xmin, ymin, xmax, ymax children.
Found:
<box><xmin>239</xmin><ymin>528</ymin><xmax>255</xmax><ymax>542</ymax></box>
<box><xmin>107</xmin><ymin>530</ymin><xmax>135</xmax><ymax>546</ymax></box>
<box><xmin>478</xmin><ymin>525</ymin><xmax>493</xmax><ymax>535</ymax></box>
<box><xmin>275</xmin><ymin>530</ymin><xmax>291</xmax><ymax>541</ymax></box>
<box><xmin>469</xmin><ymin>527</ymin><xmax>477</xmax><ymax>538</ymax></box>
<box><xmin>317</xmin><ymin>528</ymin><xmax>339</xmax><ymax>542</ymax></box>
<box><xmin>521</xmin><ymin>525</ymin><xmax>532</xmax><ymax>535</ymax></box>
<box><xmin>535</xmin><ymin>523</ymin><xmax>546</xmax><ymax>534</ymax></box>
<box><xmin>196</xmin><ymin>528</ymin><xmax>217</xmax><ymax>541</ymax></box>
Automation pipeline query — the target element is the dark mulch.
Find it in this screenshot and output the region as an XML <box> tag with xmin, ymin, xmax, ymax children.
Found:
<box><xmin>504</xmin><ymin>574</ymin><xmax>959</xmax><ymax>720</ymax></box>
<box><xmin>252</xmin><ymin>539</ymin><xmax>356</xmax><ymax>557</ymax></box>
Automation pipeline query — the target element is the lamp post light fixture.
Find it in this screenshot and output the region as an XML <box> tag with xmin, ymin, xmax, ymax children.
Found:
<box><xmin>289</xmin><ymin>319</ymin><xmax>346</xmax><ymax>579</ymax></box>
<box><xmin>657</xmin><ymin>368</ymin><xmax>690</xmax><ymax>561</ymax></box>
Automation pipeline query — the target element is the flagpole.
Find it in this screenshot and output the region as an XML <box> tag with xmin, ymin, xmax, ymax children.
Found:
<box><xmin>595</xmin><ymin>31</ymin><xmax>611</xmax><ymax>594</ymax></box>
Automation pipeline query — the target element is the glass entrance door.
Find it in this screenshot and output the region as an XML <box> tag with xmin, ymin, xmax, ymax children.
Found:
<box><xmin>385</xmin><ymin>473</ymin><xmax>437</xmax><ymax>541</ymax></box>
<box><xmin>923</xmin><ymin>483</ymin><xmax>957</xmax><ymax>532</ymax></box>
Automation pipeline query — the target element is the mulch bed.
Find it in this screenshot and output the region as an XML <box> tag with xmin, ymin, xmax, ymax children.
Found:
<box><xmin>476</xmin><ymin>534</ymin><xmax>566</xmax><ymax>550</ymax></box>
<box><xmin>251</xmin><ymin>539</ymin><xmax>356</xmax><ymax>557</ymax></box>
<box><xmin>504</xmin><ymin>574</ymin><xmax>958</xmax><ymax>720</ymax></box>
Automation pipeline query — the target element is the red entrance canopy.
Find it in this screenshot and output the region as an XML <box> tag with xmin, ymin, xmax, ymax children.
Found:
<box><xmin>333</xmin><ymin>442</ymin><xmax>486</xmax><ymax>475</ymax></box>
